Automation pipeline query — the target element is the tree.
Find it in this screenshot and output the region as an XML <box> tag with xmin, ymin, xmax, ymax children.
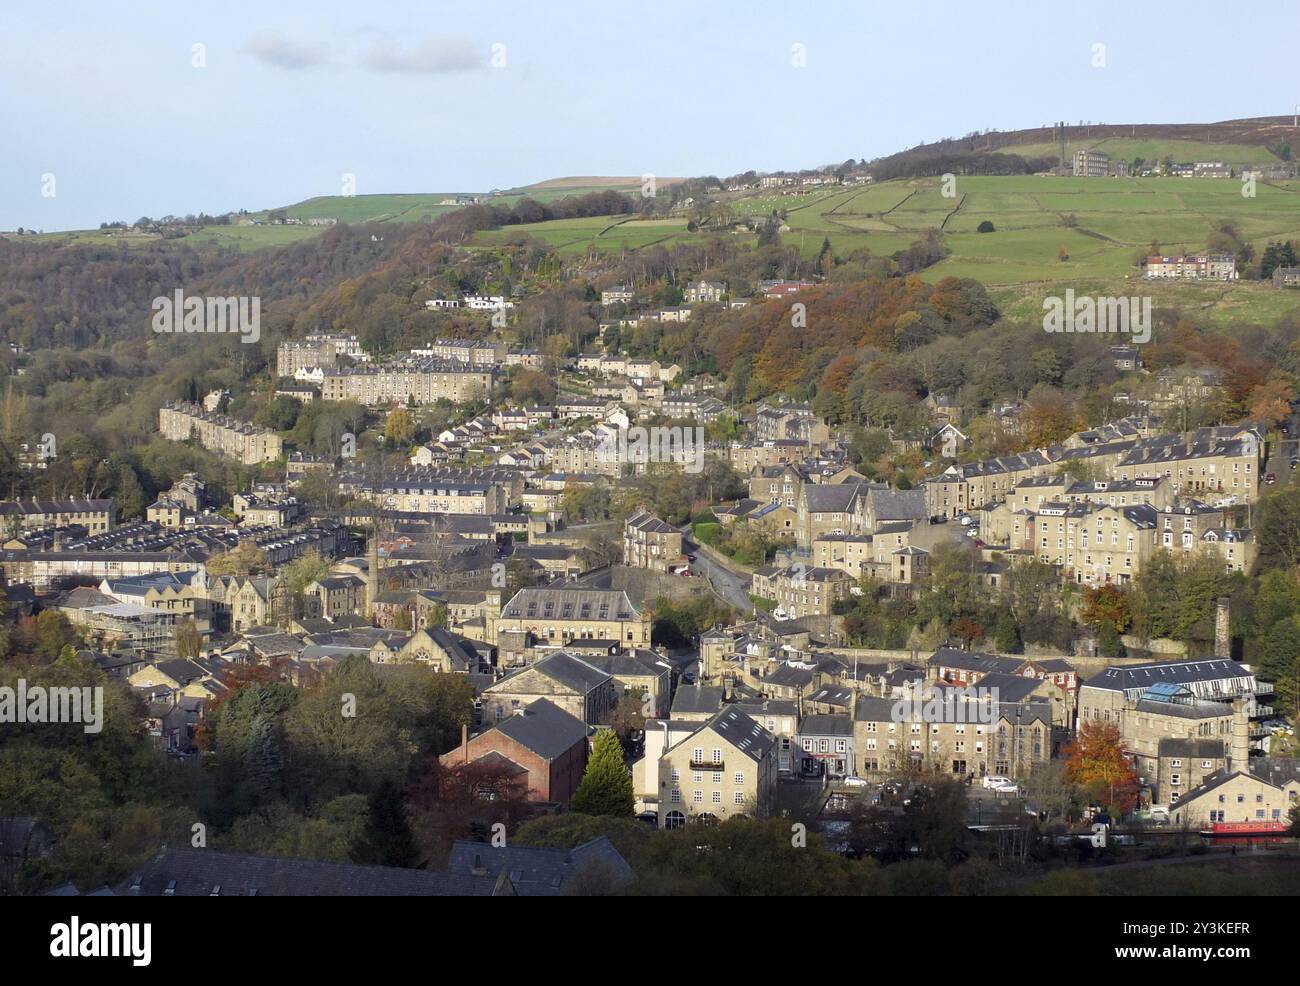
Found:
<box><xmin>953</xmin><ymin>617</ymin><xmax>985</xmax><ymax>649</ymax></box>
<box><xmin>278</xmin><ymin>549</ymin><xmax>332</xmax><ymax>622</ymax></box>
<box><xmin>1259</xmin><ymin>485</ymin><xmax>1300</xmax><ymax>569</ymax></box>
<box><xmin>206</xmin><ymin>540</ymin><xmax>270</xmax><ymax>577</ymax></box>
<box><xmin>33</xmin><ymin>611</ymin><xmax>79</xmax><ymax>663</ymax></box>
<box><xmin>1257</xmin><ymin>615</ymin><xmax>1300</xmax><ymax>722</ymax></box>
<box><xmin>384</xmin><ymin>407</ymin><xmax>416</xmax><ymax>447</ymax></box>
<box><xmin>113</xmin><ymin>464</ymin><xmax>147</xmax><ymax>521</ymax></box>
<box><xmin>570</xmin><ymin>728</ymin><xmax>634</xmax><ymax>817</ymax></box>
<box><xmin>1096</xmin><ymin>622</ymin><xmax>1125</xmax><ymax>658</ymax></box>
<box><xmin>351</xmin><ymin>779</ymin><xmax>421</xmax><ymax>868</ymax></box>
<box><xmin>1063</xmin><ymin>721</ymin><xmax>1139</xmax><ymax>816</ymax></box>
<box><xmin>1249</xmin><ymin>378</ymin><xmax>1295</xmax><ymax>428</ymax></box>
<box><xmin>993</xmin><ymin>612</ymin><xmax>1020</xmax><ymax>653</ymax></box>
<box><xmin>608</xmin><ymin>689</ymin><xmax>647</xmax><ymax>748</ymax></box>
<box><xmin>976</xmin><ymin>220</ymin><xmax>995</xmax><ymax>233</ymax></box>
<box><xmin>173</xmin><ymin>618</ymin><xmax>202</xmax><ymax>659</ymax></box>
<box><xmin>1080</xmin><ymin>584</ymin><xmax>1130</xmax><ymax>632</ymax></box>
<box><xmin>1022</xmin><ymin>760</ymin><xmax>1080</xmax><ymax>825</ymax></box>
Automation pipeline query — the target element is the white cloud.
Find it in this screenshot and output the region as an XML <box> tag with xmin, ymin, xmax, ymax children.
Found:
<box><xmin>361</xmin><ymin>37</ymin><xmax>481</xmax><ymax>75</ymax></box>
<box><xmin>243</xmin><ymin>30</ymin><xmax>330</xmax><ymax>70</ymax></box>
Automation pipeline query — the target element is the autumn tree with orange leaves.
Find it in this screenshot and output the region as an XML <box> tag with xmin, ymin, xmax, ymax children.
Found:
<box><xmin>1249</xmin><ymin>377</ymin><xmax>1297</xmax><ymax>429</ymax></box>
<box><xmin>1063</xmin><ymin>721</ymin><xmax>1140</xmax><ymax>816</ymax></box>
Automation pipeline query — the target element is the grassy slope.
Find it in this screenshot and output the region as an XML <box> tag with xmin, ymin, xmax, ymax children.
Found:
<box><xmin>992</xmin><ymin>136</ymin><xmax>1283</xmax><ymax>166</ymax></box>
<box><xmin>25</xmin><ymin>155</ymin><xmax>1300</xmax><ymax>322</ymax></box>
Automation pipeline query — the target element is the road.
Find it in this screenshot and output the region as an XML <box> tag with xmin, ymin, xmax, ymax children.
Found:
<box><xmin>682</xmin><ymin>532</ymin><xmax>760</xmax><ymax>615</ymax></box>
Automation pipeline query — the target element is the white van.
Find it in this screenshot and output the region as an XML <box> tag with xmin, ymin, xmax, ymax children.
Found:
<box><xmin>982</xmin><ymin>775</ymin><xmax>1012</xmax><ymax>789</ymax></box>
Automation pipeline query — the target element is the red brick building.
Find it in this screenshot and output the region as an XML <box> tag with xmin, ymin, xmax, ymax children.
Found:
<box><xmin>441</xmin><ymin>698</ymin><xmax>590</xmax><ymax>803</ymax></box>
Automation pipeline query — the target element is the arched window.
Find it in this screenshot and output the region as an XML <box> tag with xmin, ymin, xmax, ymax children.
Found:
<box><xmin>664</xmin><ymin>810</ymin><xmax>686</xmax><ymax>830</ymax></box>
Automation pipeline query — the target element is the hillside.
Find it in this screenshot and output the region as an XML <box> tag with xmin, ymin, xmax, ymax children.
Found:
<box><xmin>464</xmin><ymin>172</ymin><xmax>1300</xmax><ymax>318</ymax></box>
<box><xmin>872</xmin><ymin>116</ymin><xmax>1298</xmax><ymax>180</ymax></box>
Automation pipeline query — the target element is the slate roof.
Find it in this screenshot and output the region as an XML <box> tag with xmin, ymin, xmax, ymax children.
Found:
<box><xmin>929</xmin><ymin>647</ymin><xmax>1023</xmax><ymax>675</ymax></box>
<box><xmin>969</xmin><ymin>672</ymin><xmax>1043</xmax><ymax>705</ymax></box>
<box><xmin>702</xmin><ymin>707</ymin><xmax>777</xmax><ymax>762</ymax></box>
<box><xmin>444</xmin><ymin>837</ymin><xmax>634</xmax><ymax>896</ymax></box>
<box><xmin>528</xmin><ymin>651</ymin><xmax>613</xmax><ymax>693</ymax></box>
<box><xmin>799</xmin><ymin>713</ymin><xmax>854</xmax><ymax>738</ymax></box>
<box><xmin>869</xmin><ymin>488</ymin><xmax>927</xmax><ymax>521</ymax></box>
<box><xmin>1157</xmin><ymin>737</ymin><xmax>1225</xmax><ymax>759</ymax></box>
<box><xmin>500</xmin><ymin>587</ymin><xmax>639</xmax><ymax>621</ymax></box>
<box><xmin>491</xmin><ymin>698</ymin><xmax>590</xmax><ymax>760</ymax></box>
<box><xmin>117</xmin><ymin>847</ymin><xmax>500</xmax><ymax>896</ymax></box>
<box><xmin>671</xmin><ymin>685</ymin><xmax>724</xmax><ymax>716</ymax></box>
<box><xmin>1250</xmin><ymin>757</ymin><xmax>1300</xmax><ymax>788</ymax></box>
<box><xmin>1082</xmin><ymin>659</ymin><xmax>1253</xmax><ymax>694</ymax></box>
<box><xmin>854</xmin><ymin>695</ymin><xmax>898</xmax><ymax>722</ymax></box>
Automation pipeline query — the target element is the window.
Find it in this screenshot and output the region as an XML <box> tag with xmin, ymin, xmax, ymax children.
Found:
<box><xmin>734</xmin><ymin>791</ymin><xmax>745</xmax><ymax>805</ymax></box>
<box><xmin>712</xmin><ymin>791</ymin><xmax>722</xmax><ymax>804</ymax></box>
<box><xmin>692</xmin><ymin>790</ymin><xmax>703</xmax><ymax>803</ymax></box>
<box><xmin>712</xmin><ymin>749</ymin><xmax>723</xmax><ymax>765</ymax></box>
<box><xmin>670</xmin><ymin>768</ymin><xmax>680</xmax><ymax>782</ymax></box>
<box><xmin>670</xmin><ymin>789</ymin><xmax>681</xmax><ymax>803</ymax></box>
<box><xmin>734</xmin><ymin>771</ymin><xmax>744</xmax><ymax>785</ymax></box>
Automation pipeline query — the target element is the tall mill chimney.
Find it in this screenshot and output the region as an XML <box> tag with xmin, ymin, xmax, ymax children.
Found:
<box><xmin>1229</xmin><ymin>698</ymin><xmax>1250</xmax><ymax>772</ymax></box>
<box><xmin>365</xmin><ymin>527</ymin><xmax>379</xmax><ymax>624</ymax></box>
<box><xmin>1214</xmin><ymin>597</ymin><xmax>1230</xmax><ymax>657</ymax></box>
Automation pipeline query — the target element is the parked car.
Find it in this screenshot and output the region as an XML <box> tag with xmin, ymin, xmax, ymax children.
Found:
<box><xmin>1266</xmin><ymin>472</ymin><xmax>1277</xmax><ymax>485</ymax></box>
<box><xmin>982</xmin><ymin>775</ymin><xmax>1013</xmax><ymax>789</ymax></box>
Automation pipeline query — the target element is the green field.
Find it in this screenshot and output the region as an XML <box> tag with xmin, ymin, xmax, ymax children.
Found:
<box><xmin>455</xmin><ymin>171</ymin><xmax>1300</xmax><ymax>322</ymax></box>
<box><xmin>26</xmin><ymin>167</ymin><xmax>1300</xmax><ymax>320</ymax></box>
<box><xmin>993</xmin><ymin>136</ymin><xmax>1283</xmax><ymax>167</ymax></box>
<box><xmin>465</xmin><ymin>173</ymin><xmax>1300</xmax><ymax>278</ymax></box>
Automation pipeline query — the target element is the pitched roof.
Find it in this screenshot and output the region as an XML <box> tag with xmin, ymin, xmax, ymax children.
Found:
<box><xmin>117</xmin><ymin>848</ymin><xmax>499</xmax><ymax>896</ymax></box>
<box><xmin>703</xmin><ymin>707</ymin><xmax>776</xmax><ymax>761</ymax></box>
<box><xmin>444</xmin><ymin>837</ymin><xmax>633</xmax><ymax>896</ymax></box>
<box><xmin>671</xmin><ymin>685</ymin><xmax>724</xmax><ymax>716</ymax></box>
<box><xmin>799</xmin><ymin>713</ymin><xmax>853</xmax><ymax>737</ymax></box>
<box><xmin>500</xmin><ymin>587</ymin><xmax>640</xmax><ymax>621</ymax></box>
<box><xmin>526</xmin><ymin>651</ymin><xmax>612</xmax><ymax>693</ymax></box>
<box><xmin>492</xmin><ymin>698</ymin><xmax>590</xmax><ymax>760</ymax></box>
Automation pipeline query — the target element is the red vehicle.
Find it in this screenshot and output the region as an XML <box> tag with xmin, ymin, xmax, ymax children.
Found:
<box><xmin>1201</xmin><ymin>820</ymin><xmax>1290</xmax><ymax>837</ymax></box>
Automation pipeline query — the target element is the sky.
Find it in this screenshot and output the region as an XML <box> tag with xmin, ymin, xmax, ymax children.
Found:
<box><xmin>3</xmin><ymin>0</ymin><xmax>1297</xmax><ymax>231</ymax></box>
